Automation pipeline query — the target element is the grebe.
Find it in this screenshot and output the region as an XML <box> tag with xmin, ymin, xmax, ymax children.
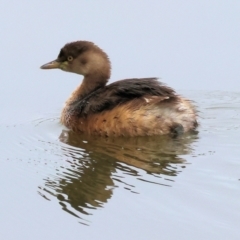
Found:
<box><xmin>41</xmin><ymin>41</ymin><xmax>197</xmax><ymax>137</ymax></box>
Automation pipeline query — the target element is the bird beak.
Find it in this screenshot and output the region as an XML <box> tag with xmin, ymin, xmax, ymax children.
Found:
<box><xmin>40</xmin><ymin>60</ymin><xmax>61</xmax><ymax>69</ymax></box>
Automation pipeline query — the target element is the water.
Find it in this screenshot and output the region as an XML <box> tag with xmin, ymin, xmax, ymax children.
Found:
<box><xmin>1</xmin><ymin>90</ymin><xmax>240</xmax><ymax>239</ymax></box>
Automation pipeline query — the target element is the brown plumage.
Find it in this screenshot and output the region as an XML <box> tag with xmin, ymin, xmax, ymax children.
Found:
<box><xmin>41</xmin><ymin>41</ymin><xmax>198</xmax><ymax>137</ymax></box>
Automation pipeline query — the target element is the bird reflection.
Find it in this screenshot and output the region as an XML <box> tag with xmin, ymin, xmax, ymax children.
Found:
<box><xmin>40</xmin><ymin>130</ymin><xmax>198</xmax><ymax>223</ymax></box>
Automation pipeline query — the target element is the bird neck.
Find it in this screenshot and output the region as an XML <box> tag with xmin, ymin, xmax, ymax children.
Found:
<box><xmin>67</xmin><ymin>73</ymin><xmax>109</xmax><ymax>104</ymax></box>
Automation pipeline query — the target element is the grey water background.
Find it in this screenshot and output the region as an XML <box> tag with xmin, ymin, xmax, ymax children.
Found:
<box><xmin>0</xmin><ymin>1</ymin><xmax>240</xmax><ymax>240</ymax></box>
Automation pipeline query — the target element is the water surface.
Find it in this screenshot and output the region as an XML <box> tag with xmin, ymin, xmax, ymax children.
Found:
<box><xmin>1</xmin><ymin>91</ymin><xmax>240</xmax><ymax>239</ymax></box>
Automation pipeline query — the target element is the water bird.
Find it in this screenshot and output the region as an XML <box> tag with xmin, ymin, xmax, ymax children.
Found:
<box><xmin>41</xmin><ymin>41</ymin><xmax>197</xmax><ymax>137</ymax></box>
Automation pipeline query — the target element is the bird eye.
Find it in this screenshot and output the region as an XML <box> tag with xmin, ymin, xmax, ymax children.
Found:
<box><xmin>67</xmin><ymin>56</ymin><xmax>73</xmax><ymax>62</ymax></box>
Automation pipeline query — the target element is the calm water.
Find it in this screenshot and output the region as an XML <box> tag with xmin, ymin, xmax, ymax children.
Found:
<box><xmin>1</xmin><ymin>91</ymin><xmax>240</xmax><ymax>240</ymax></box>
